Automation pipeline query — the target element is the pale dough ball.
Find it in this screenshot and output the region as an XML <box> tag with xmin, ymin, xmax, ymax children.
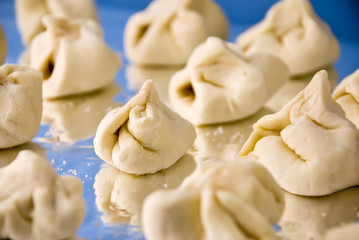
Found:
<box><xmin>237</xmin><ymin>0</ymin><xmax>340</xmax><ymax>76</ymax></box>
<box><xmin>94</xmin><ymin>80</ymin><xmax>196</xmax><ymax>175</ymax></box>
<box><xmin>124</xmin><ymin>0</ymin><xmax>228</xmax><ymax>66</ymax></box>
<box><xmin>0</xmin><ymin>150</ymin><xmax>85</xmax><ymax>240</ymax></box>
<box><xmin>0</xmin><ymin>64</ymin><xmax>42</xmax><ymax>149</ymax></box>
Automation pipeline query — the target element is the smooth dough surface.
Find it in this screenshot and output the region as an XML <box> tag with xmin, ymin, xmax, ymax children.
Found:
<box><xmin>15</xmin><ymin>0</ymin><xmax>97</xmax><ymax>45</ymax></box>
<box><xmin>0</xmin><ymin>64</ymin><xmax>42</xmax><ymax>149</ymax></box>
<box><xmin>29</xmin><ymin>15</ymin><xmax>121</xmax><ymax>99</ymax></box>
<box><xmin>94</xmin><ymin>80</ymin><xmax>196</xmax><ymax>174</ymax></box>
<box><xmin>332</xmin><ymin>69</ymin><xmax>359</xmax><ymax>129</ymax></box>
<box><xmin>324</xmin><ymin>223</ymin><xmax>359</xmax><ymax>240</ymax></box>
<box><xmin>0</xmin><ymin>150</ymin><xmax>85</xmax><ymax>240</ymax></box>
<box><xmin>142</xmin><ymin>157</ymin><xmax>284</xmax><ymax>240</ymax></box>
<box><xmin>237</xmin><ymin>0</ymin><xmax>340</xmax><ymax>76</ymax></box>
<box><xmin>240</xmin><ymin>70</ymin><xmax>359</xmax><ymax>196</ymax></box>
<box><xmin>124</xmin><ymin>0</ymin><xmax>228</xmax><ymax>66</ymax></box>
<box><xmin>169</xmin><ymin>36</ymin><xmax>289</xmax><ymax>125</ymax></box>
<box><xmin>0</xmin><ymin>25</ymin><xmax>6</xmax><ymax>64</ymax></box>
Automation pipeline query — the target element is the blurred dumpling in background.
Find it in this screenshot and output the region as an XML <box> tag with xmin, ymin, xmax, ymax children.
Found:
<box><xmin>332</xmin><ymin>69</ymin><xmax>359</xmax><ymax>129</ymax></box>
<box><xmin>94</xmin><ymin>80</ymin><xmax>196</xmax><ymax>175</ymax></box>
<box><xmin>0</xmin><ymin>64</ymin><xmax>42</xmax><ymax>149</ymax></box>
<box><xmin>169</xmin><ymin>37</ymin><xmax>289</xmax><ymax>125</ymax></box>
<box><xmin>0</xmin><ymin>25</ymin><xmax>6</xmax><ymax>64</ymax></box>
<box><xmin>0</xmin><ymin>150</ymin><xmax>85</xmax><ymax>240</ymax></box>
<box><xmin>15</xmin><ymin>0</ymin><xmax>97</xmax><ymax>45</ymax></box>
<box><xmin>237</xmin><ymin>0</ymin><xmax>340</xmax><ymax>76</ymax></box>
<box><xmin>28</xmin><ymin>15</ymin><xmax>121</xmax><ymax>99</ymax></box>
<box><xmin>124</xmin><ymin>0</ymin><xmax>228</xmax><ymax>66</ymax></box>
<box><xmin>142</xmin><ymin>157</ymin><xmax>284</xmax><ymax>240</ymax></box>
<box><xmin>240</xmin><ymin>70</ymin><xmax>359</xmax><ymax>196</ymax></box>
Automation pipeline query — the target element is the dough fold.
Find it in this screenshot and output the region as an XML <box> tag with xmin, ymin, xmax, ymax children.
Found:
<box><xmin>0</xmin><ymin>150</ymin><xmax>85</xmax><ymax>240</ymax></box>
<box><xmin>124</xmin><ymin>0</ymin><xmax>228</xmax><ymax>66</ymax></box>
<box><xmin>142</xmin><ymin>158</ymin><xmax>284</xmax><ymax>240</ymax></box>
<box><xmin>237</xmin><ymin>0</ymin><xmax>340</xmax><ymax>76</ymax></box>
<box><xmin>169</xmin><ymin>36</ymin><xmax>289</xmax><ymax>125</ymax></box>
<box><xmin>332</xmin><ymin>69</ymin><xmax>359</xmax><ymax>128</ymax></box>
<box><xmin>28</xmin><ymin>15</ymin><xmax>121</xmax><ymax>99</ymax></box>
<box><xmin>0</xmin><ymin>64</ymin><xmax>42</xmax><ymax>149</ymax></box>
<box><xmin>240</xmin><ymin>70</ymin><xmax>359</xmax><ymax>196</ymax></box>
<box><xmin>94</xmin><ymin>80</ymin><xmax>196</xmax><ymax>174</ymax></box>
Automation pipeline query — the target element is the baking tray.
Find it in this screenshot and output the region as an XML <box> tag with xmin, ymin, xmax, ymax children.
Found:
<box><xmin>1</xmin><ymin>0</ymin><xmax>359</xmax><ymax>239</ymax></box>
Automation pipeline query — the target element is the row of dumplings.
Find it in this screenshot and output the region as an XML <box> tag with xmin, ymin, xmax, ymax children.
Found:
<box><xmin>0</xmin><ymin>0</ymin><xmax>358</xmax><ymax>240</ymax></box>
<box><xmin>0</xmin><ymin>1</ymin><xmax>118</xmax><ymax>239</ymax></box>
<box><xmin>93</xmin><ymin>68</ymin><xmax>359</xmax><ymax>239</ymax></box>
<box><xmin>91</xmin><ymin>0</ymin><xmax>358</xmax><ymax>239</ymax></box>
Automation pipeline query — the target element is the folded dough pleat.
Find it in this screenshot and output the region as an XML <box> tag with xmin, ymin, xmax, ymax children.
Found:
<box><xmin>237</xmin><ymin>0</ymin><xmax>340</xmax><ymax>76</ymax></box>
<box><xmin>0</xmin><ymin>64</ymin><xmax>42</xmax><ymax>149</ymax></box>
<box><xmin>169</xmin><ymin>37</ymin><xmax>289</xmax><ymax>125</ymax></box>
<box><xmin>0</xmin><ymin>150</ymin><xmax>85</xmax><ymax>240</ymax></box>
<box><xmin>141</xmin><ymin>158</ymin><xmax>284</xmax><ymax>240</ymax></box>
<box><xmin>240</xmin><ymin>70</ymin><xmax>359</xmax><ymax>196</ymax></box>
<box><xmin>29</xmin><ymin>15</ymin><xmax>121</xmax><ymax>99</ymax></box>
<box><xmin>124</xmin><ymin>0</ymin><xmax>228</xmax><ymax>66</ymax></box>
<box><xmin>15</xmin><ymin>0</ymin><xmax>97</xmax><ymax>45</ymax></box>
<box><xmin>94</xmin><ymin>80</ymin><xmax>196</xmax><ymax>174</ymax></box>
<box><xmin>332</xmin><ymin>69</ymin><xmax>359</xmax><ymax>128</ymax></box>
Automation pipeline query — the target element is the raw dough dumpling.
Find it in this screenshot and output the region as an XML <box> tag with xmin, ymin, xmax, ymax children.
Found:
<box><xmin>29</xmin><ymin>15</ymin><xmax>121</xmax><ymax>99</ymax></box>
<box><xmin>94</xmin><ymin>154</ymin><xmax>196</xmax><ymax>225</ymax></box>
<box><xmin>169</xmin><ymin>37</ymin><xmax>289</xmax><ymax>125</ymax></box>
<box><xmin>239</xmin><ymin>70</ymin><xmax>359</xmax><ymax>196</ymax></box>
<box><xmin>0</xmin><ymin>64</ymin><xmax>42</xmax><ymax>149</ymax></box>
<box><xmin>124</xmin><ymin>0</ymin><xmax>228</xmax><ymax>66</ymax></box>
<box><xmin>0</xmin><ymin>150</ymin><xmax>85</xmax><ymax>240</ymax></box>
<box><xmin>332</xmin><ymin>69</ymin><xmax>359</xmax><ymax>128</ymax></box>
<box><xmin>237</xmin><ymin>0</ymin><xmax>340</xmax><ymax>76</ymax></box>
<box><xmin>15</xmin><ymin>0</ymin><xmax>97</xmax><ymax>45</ymax></box>
<box><xmin>0</xmin><ymin>25</ymin><xmax>6</xmax><ymax>64</ymax></box>
<box><xmin>94</xmin><ymin>80</ymin><xmax>196</xmax><ymax>175</ymax></box>
<box><xmin>142</xmin><ymin>158</ymin><xmax>284</xmax><ymax>240</ymax></box>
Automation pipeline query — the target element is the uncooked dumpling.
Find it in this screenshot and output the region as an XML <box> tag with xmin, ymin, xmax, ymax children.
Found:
<box><xmin>169</xmin><ymin>37</ymin><xmax>289</xmax><ymax>125</ymax></box>
<box><xmin>0</xmin><ymin>25</ymin><xmax>6</xmax><ymax>64</ymax></box>
<box><xmin>0</xmin><ymin>150</ymin><xmax>85</xmax><ymax>240</ymax></box>
<box><xmin>240</xmin><ymin>70</ymin><xmax>359</xmax><ymax>196</ymax></box>
<box><xmin>142</xmin><ymin>157</ymin><xmax>284</xmax><ymax>240</ymax></box>
<box><xmin>15</xmin><ymin>0</ymin><xmax>97</xmax><ymax>45</ymax></box>
<box><xmin>332</xmin><ymin>69</ymin><xmax>359</xmax><ymax>128</ymax></box>
<box><xmin>237</xmin><ymin>0</ymin><xmax>340</xmax><ymax>76</ymax></box>
<box><xmin>0</xmin><ymin>64</ymin><xmax>42</xmax><ymax>149</ymax></box>
<box><xmin>124</xmin><ymin>0</ymin><xmax>228</xmax><ymax>66</ymax></box>
<box><xmin>94</xmin><ymin>80</ymin><xmax>196</xmax><ymax>175</ymax></box>
<box><xmin>94</xmin><ymin>154</ymin><xmax>196</xmax><ymax>225</ymax></box>
<box><xmin>29</xmin><ymin>15</ymin><xmax>121</xmax><ymax>99</ymax></box>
